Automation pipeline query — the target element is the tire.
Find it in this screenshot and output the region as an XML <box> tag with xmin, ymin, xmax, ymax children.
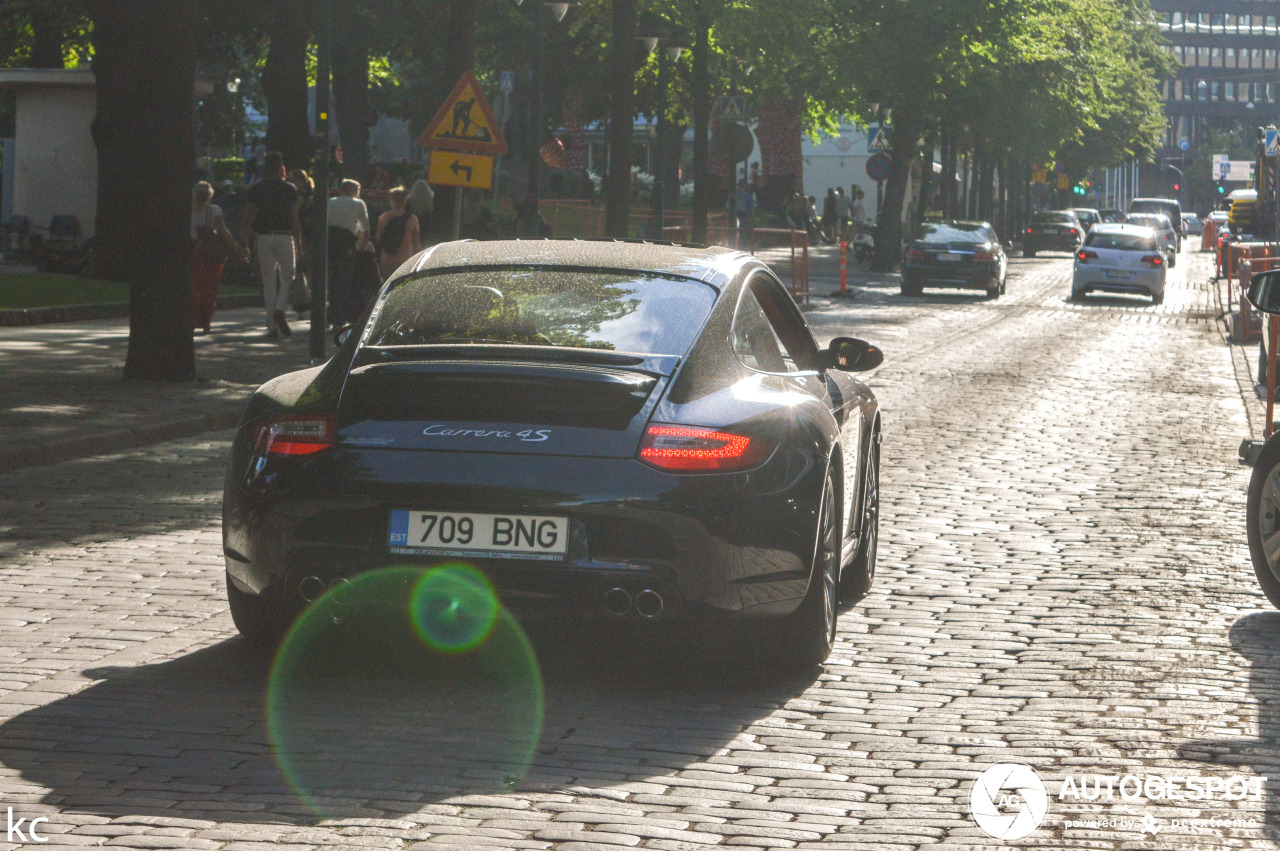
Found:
<box><xmin>999</xmin><ymin>276</ymin><xmax>1007</xmax><ymax>295</ymax></box>
<box><xmin>1247</xmin><ymin>435</ymin><xmax>1280</xmax><ymax>609</ymax></box>
<box><xmin>226</xmin><ymin>574</ymin><xmax>287</xmax><ymax>646</ymax></box>
<box><xmin>1151</xmin><ymin>290</ymin><xmax>1164</xmax><ymax>305</ymax></box>
<box><xmin>986</xmin><ymin>281</ymin><xmax>1000</xmax><ymax>299</ymax></box>
<box><xmin>774</xmin><ymin>473</ymin><xmax>840</xmax><ymax>668</ymax></box>
<box><xmin>1072</xmin><ymin>287</ymin><xmax>1087</xmax><ymax>302</ymax></box>
<box><xmin>1023</xmin><ymin>249</ymin><xmax>1036</xmax><ymax>258</ymax></box>
<box><xmin>900</xmin><ymin>279</ymin><xmax>923</xmax><ymax>297</ymax></box>
<box><xmin>840</xmin><ymin>435</ymin><xmax>879</xmax><ymax>604</ymax></box>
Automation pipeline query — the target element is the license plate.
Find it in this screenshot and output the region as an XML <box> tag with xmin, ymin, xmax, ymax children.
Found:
<box><xmin>389</xmin><ymin>510</ymin><xmax>569</xmax><ymax>560</ymax></box>
<box><xmin>1105</xmin><ymin>270</ymin><xmax>1131</xmax><ymax>279</ymax></box>
<box><xmin>938</xmin><ymin>253</ymin><xmax>964</xmax><ymax>262</ymax></box>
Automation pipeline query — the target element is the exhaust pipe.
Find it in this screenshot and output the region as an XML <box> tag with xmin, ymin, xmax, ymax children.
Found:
<box><xmin>328</xmin><ymin>578</ymin><xmax>351</xmax><ymax>624</ymax></box>
<box><xmin>298</xmin><ymin>575</ymin><xmax>326</xmax><ymax>603</ymax></box>
<box><xmin>603</xmin><ymin>587</ymin><xmax>632</xmax><ymax>616</ymax></box>
<box><xmin>634</xmin><ymin>589</ymin><xmax>664</xmax><ymax>618</ymax></box>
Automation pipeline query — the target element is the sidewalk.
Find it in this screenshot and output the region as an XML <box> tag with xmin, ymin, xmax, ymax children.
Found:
<box><xmin>0</xmin><ymin>307</ymin><xmax>319</xmax><ymax>473</ymax></box>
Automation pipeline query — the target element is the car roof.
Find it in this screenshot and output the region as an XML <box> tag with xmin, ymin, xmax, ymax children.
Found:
<box><xmin>1093</xmin><ymin>223</ymin><xmax>1156</xmax><ymax>235</ymax></box>
<box><xmin>1131</xmin><ymin>197</ymin><xmax>1178</xmax><ymax>204</ymax></box>
<box><xmin>405</xmin><ymin>239</ymin><xmax>750</xmax><ymax>287</ymax></box>
<box><xmin>1069</xmin><ymin>208</ymin><xmax>1100</xmax><ymax>214</ymax></box>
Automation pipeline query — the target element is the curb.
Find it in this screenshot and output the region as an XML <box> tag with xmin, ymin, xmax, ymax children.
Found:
<box><xmin>0</xmin><ymin>409</ymin><xmax>243</xmax><ymax>475</ymax></box>
<box><xmin>0</xmin><ymin>293</ymin><xmax>262</xmax><ymax>327</ymax></box>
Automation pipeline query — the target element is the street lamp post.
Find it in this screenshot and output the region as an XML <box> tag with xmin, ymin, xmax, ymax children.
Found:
<box><xmin>640</xmin><ymin>26</ymin><xmax>682</xmax><ymax>239</ymax></box>
<box><xmin>515</xmin><ymin>0</ymin><xmax>572</xmax><ymax>237</ymax></box>
<box><xmin>309</xmin><ymin>0</ymin><xmax>332</xmax><ymax>363</ymax></box>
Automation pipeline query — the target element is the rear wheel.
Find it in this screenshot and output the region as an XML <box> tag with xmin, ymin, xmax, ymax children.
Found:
<box><xmin>227</xmin><ymin>575</ymin><xmax>286</xmax><ymax>647</ymax></box>
<box><xmin>1072</xmin><ymin>286</ymin><xmax>1087</xmax><ymax>301</ymax></box>
<box><xmin>1151</xmin><ymin>290</ymin><xmax>1164</xmax><ymax>305</ymax></box>
<box><xmin>1023</xmin><ymin>247</ymin><xmax>1036</xmax><ymax>258</ymax></box>
<box><xmin>840</xmin><ymin>437</ymin><xmax>879</xmax><ymax>603</ymax></box>
<box><xmin>774</xmin><ymin>473</ymin><xmax>839</xmax><ymax>668</ymax></box>
<box><xmin>1247</xmin><ymin>436</ymin><xmax>1280</xmax><ymax>609</ymax></box>
<box><xmin>900</xmin><ymin>278</ymin><xmax>923</xmax><ymax>297</ymax></box>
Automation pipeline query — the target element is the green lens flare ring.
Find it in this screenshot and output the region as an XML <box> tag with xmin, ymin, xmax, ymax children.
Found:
<box><xmin>410</xmin><ymin>563</ymin><xmax>499</xmax><ymax>652</ymax></box>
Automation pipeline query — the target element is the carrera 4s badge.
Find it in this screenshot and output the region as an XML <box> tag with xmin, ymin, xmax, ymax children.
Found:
<box><xmin>423</xmin><ymin>425</ymin><xmax>552</xmax><ymax>442</ymax></box>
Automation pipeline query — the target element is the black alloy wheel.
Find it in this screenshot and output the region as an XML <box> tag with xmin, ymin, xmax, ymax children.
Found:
<box><xmin>840</xmin><ymin>435</ymin><xmax>879</xmax><ymax>604</ymax></box>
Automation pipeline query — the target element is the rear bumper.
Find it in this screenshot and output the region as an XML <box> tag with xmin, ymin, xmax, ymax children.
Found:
<box><xmin>1072</xmin><ymin>268</ymin><xmax>1164</xmax><ymax>295</ymax></box>
<box><xmin>222</xmin><ymin>439</ymin><xmax>826</xmax><ymax>623</ymax></box>
<box><xmin>903</xmin><ymin>263</ymin><xmax>999</xmax><ymax>289</ymax></box>
<box><xmin>1024</xmin><ymin>235</ymin><xmax>1078</xmax><ymax>252</ymax></box>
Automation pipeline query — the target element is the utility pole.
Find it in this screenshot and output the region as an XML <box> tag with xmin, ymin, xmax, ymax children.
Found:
<box><xmin>309</xmin><ymin>0</ymin><xmax>331</xmax><ymax>363</ymax></box>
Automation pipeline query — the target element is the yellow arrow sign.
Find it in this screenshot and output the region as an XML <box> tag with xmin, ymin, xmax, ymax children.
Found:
<box><xmin>428</xmin><ymin>150</ymin><xmax>495</xmax><ymax>190</ymax></box>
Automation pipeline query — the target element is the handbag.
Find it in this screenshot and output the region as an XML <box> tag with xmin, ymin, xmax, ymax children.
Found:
<box><xmin>194</xmin><ymin>208</ymin><xmax>230</xmax><ymax>264</ymax></box>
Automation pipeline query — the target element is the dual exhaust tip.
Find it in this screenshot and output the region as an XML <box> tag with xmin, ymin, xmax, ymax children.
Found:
<box><xmin>303</xmin><ymin>576</ymin><xmax>664</xmax><ymax>620</ymax></box>
<box><xmin>604</xmin><ymin>587</ymin><xmax>664</xmax><ymax>618</ymax></box>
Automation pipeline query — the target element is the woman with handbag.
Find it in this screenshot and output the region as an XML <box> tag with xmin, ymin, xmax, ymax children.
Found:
<box><xmin>191</xmin><ymin>181</ymin><xmax>247</xmax><ymax>333</ymax></box>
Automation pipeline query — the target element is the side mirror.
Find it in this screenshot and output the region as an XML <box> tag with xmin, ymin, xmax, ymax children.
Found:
<box><xmin>1248</xmin><ymin>271</ymin><xmax>1280</xmax><ymax>316</ymax></box>
<box><xmin>825</xmin><ymin>337</ymin><xmax>883</xmax><ymax>372</ymax></box>
<box><xmin>333</xmin><ymin>324</ymin><xmax>356</xmax><ymax>348</ymax></box>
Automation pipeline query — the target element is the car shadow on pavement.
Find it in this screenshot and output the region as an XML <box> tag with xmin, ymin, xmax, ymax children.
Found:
<box><xmin>1178</xmin><ymin>612</ymin><xmax>1280</xmax><ymax>832</ymax></box>
<box><xmin>0</xmin><ymin>622</ymin><xmax>817</xmax><ymax>823</ymax></box>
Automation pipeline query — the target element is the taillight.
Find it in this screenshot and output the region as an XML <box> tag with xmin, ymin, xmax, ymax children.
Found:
<box><xmin>253</xmin><ymin>415</ymin><xmax>336</xmax><ymax>456</ymax></box>
<box><xmin>1142</xmin><ymin>255</ymin><xmax>1163</xmax><ymax>267</ymax></box>
<box><xmin>906</xmin><ymin>247</ymin><xmax>925</xmax><ymax>260</ymax></box>
<box><xmin>638</xmin><ymin>424</ymin><xmax>774</xmax><ymax>472</ymax></box>
<box><xmin>1068</xmin><ymin>228</ymin><xmax>1077</xmax><ymax>235</ymax></box>
<box><xmin>1076</xmin><ymin>250</ymin><xmax>1097</xmax><ymax>262</ymax></box>
<box><xmin>974</xmin><ymin>250</ymin><xmax>995</xmax><ymax>261</ymax></box>
<box><xmin>1026</xmin><ymin>227</ymin><xmax>1034</xmax><ymax>234</ymax></box>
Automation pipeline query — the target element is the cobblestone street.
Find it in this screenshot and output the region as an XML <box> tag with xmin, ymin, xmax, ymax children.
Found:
<box><xmin>1</xmin><ymin>247</ymin><xmax>1275</xmax><ymax>849</ymax></box>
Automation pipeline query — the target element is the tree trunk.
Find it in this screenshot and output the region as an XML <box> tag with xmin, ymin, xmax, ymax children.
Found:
<box><xmin>263</xmin><ymin>0</ymin><xmax>313</xmax><ymax>170</ymax></box>
<box><xmin>871</xmin><ymin>110</ymin><xmax>921</xmax><ymax>273</ymax></box>
<box><xmin>86</xmin><ymin>0</ymin><xmax>198</xmax><ymax>382</ymax></box>
<box><xmin>939</xmin><ymin>119</ymin><xmax>953</xmax><ymax>217</ymax></box>
<box><xmin>604</xmin><ymin>0</ymin><xmax>637</xmax><ymax>237</ymax></box>
<box><xmin>661</xmin><ymin>121</ymin><xmax>685</xmax><ymax>210</ymax></box>
<box><xmin>332</xmin><ymin>0</ymin><xmax>371</xmax><ymax>184</ymax></box>
<box><xmin>917</xmin><ymin>130</ymin><xmax>936</xmax><ymax>230</ymax></box>
<box><xmin>31</xmin><ymin>19</ymin><xmax>64</xmax><ymax>69</ymax></box>
<box><xmin>690</xmin><ymin>10</ymin><xmax>710</xmax><ymax>244</ymax></box>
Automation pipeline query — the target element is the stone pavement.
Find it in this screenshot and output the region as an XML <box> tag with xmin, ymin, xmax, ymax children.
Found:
<box><xmin>2</xmin><ymin>247</ymin><xmax>1278</xmax><ymax>849</ymax></box>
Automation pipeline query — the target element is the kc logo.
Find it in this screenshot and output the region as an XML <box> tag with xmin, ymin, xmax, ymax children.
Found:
<box><xmin>970</xmin><ymin>764</ymin><xmax>1048</xmax><ymax>841</ymax></box>
<box><xmin>7</xmin><ymin>808</ymin><xmax>48</xmax><ymax>843</ymax></box>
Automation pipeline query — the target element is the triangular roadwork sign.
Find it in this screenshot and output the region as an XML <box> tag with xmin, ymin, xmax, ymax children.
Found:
<box><xmin>418</xmin><ymin>71</ymin><xmax>508</xmax><ymax>155</ymax></box>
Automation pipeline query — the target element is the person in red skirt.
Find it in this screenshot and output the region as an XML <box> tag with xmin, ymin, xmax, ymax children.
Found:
<box><xmin>191</xmin><ymin>181</ymin><xmax>247</xmax><ymax>333</ymax></box>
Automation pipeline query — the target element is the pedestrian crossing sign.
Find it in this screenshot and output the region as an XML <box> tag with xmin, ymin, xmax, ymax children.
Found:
<box><xmin>718</xmin><ymin>96</ymin><xmax>746</xmax><ymax>122</ymax></box>
<box><xmin>1267</xmin><ymin>129</ymin><xmax>1280</xmax><ymax>157</ymax></box>
<box><xmin>418</xmin><ymin>70</ymin><xmax>508</xmax><ymax>155</ymax></box>
<box><xmin>867</xmin><ymin>126</ymin><xmax>890</xmax><ymax>152</ymax></box>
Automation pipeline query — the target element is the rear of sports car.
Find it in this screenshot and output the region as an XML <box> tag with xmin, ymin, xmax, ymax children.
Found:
<box><xmin>222</xmin><ymin>264</ymin><xmax>831</xmax><ymax>641</ymax></box>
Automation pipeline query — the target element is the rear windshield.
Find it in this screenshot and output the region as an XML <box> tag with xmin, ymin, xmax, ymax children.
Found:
<box><xmin>1032</xmin><ymin>212</ymin><xmax>1074</xmax><ymax>224</ymax></box>
<box><xmin>920</xmin><ymin>223</ymin><xmax>990</xmax><ymax>243</ymax></box>
<box><xmin>1085</xmin><ymin>232</ymin><xmax>1158</xmax><ymax>251</ymax></box>
<box><xmin>1130</xmin><ymin>200</ymin><xmax>1178</xmax><ymax>217</ymax></box>
<box><xmin>1071</xmin><ymin>210</ymin><xmax>1098</xmax><ymax>222</ymax></box>
<box><xmin>365</xmin><ymin>268</ymin><xmax>717</xmax><ymax>356</ymax></box>
<box><xmin>1125</xmin><ymin>215</ymin><xmax>1168</xmax><ymax>229</ymax></box>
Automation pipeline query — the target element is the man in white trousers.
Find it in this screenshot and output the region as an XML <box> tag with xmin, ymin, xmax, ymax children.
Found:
<box><xmin>240</xmin><ymin>151</ymin><xmax>304</xmax><ymax>339</ymax></box>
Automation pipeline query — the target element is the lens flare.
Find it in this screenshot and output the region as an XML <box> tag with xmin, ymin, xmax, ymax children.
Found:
<box><xmin>265</xmin><ymin>566</ymin><xmax>544</xmax><ymax>817</ymax></box>
<box><xmin>410</xmin><ymin>565</ymin><xmax>498</xmax><ymax>652</ymax></box>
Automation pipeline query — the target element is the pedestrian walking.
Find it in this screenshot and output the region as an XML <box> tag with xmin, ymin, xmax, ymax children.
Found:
<box><xmin>835</xmin><ymin>187</ymin><xmax>852</xmax><ymax>240</ymax></box>
<box><xmin>239</xmin><ymin>151</ymin><xmax>303</xmax><ymax>340</ymax></box>
<box><xmin>735</xmin><ymin>180</ymin><xmax>754</xmax><ymax>248</ymax></box>
<box><xmin>821</xmin><ymin>188</ymin><xmax>838</xmax><ymax>243</ymax></box>
<box><xmin>287</xmin><ymin>169</ymin><xmax>315</xmax><ymax>316</ymax></box>
<box><xmin>327</xmin><ymin>178</ymin><xmax>371</xmax><ymax>328</ymax></box>
<box><xmin>376</xmin><ymin>186</ymin><xmax>421</xmax><ymax>278</ymax></box>
<box><xmin>190</xmin><ymin>180</ymin><xmax>246</xmax><ymax>334</ymax></box>
<box><xmin>408</xmin><ymin>178</ymin><xmax>435</xmax><ymax>245</ymax></box>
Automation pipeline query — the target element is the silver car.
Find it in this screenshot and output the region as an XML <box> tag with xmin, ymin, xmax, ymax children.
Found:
<box><xmin>1123</xmin><ymin>213</ymin><xmax>1178</xmax><ymax>267</ymax></box>
<box><xmin>1072</xmin><ymin>224</ymin><xmax>1167</xmax><ymax>305</ymax></box>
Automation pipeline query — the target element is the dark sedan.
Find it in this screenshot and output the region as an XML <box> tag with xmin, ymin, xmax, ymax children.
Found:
<box><xmin>901</xmin><ymin>220</ymin><xmax>1007</xmax><ymax>298</ymax></box>
<box><xmin>222</xmin><ymin>240</ymin><xmax>883</xmax><ymax>668</ymax></box>
<box><xmin>1023</xmin><ymin>210</ymin><xmax>1083</xmax><ymax>256</ymax></box>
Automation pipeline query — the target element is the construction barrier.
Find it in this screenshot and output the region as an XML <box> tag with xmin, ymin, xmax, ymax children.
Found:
<box><xmin>1228</xmin><ymin>243</ymin><xmax>1280</xmax><ymax>436</ymax></box>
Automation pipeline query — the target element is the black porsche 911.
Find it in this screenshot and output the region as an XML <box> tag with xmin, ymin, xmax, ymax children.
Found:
<box><xmin>222</xmin><ymin>240</ymin><xmax>883</xmax><ymax>667</ymax></box>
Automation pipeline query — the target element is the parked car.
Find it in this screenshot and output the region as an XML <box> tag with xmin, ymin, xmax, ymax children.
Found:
<box><xmin>220</xmin><ymin>239</ymin><xmax>884</xmax><ymax>668</ymax></box>
<box><xmin>1099</xmin><ymin>208</ymin><xmax>1124</xmax><ymax>224</ymax></box>
<box><xmin>1182</xmin><ymin>214</ymin><xmax>1203</xmax><ymax>237</ymax></box>
<box><xmin>1128</xmin><ymin>197</ymin><xmax>1183</xmax><ymax>248</ymax></box>
<box><xmin>1023</xmin><ymin>210</ymin><xmax>1083</xmax><ymax>257</ymax></box>
<box><xmin>1068</xmin><ymin>208</ymin><xmax>1102</xmax><ymax>233</ymax></box>
<box><xmin>901</xmin><ymin>220</ymin><xmax>1007</xmax><ymax>298</ymax></box>
<box><xmin>1123</xmin><ymin>212</ymin><xmax>1178</xmax><ymax>267</ymax></box>
<box><xmin>1071</xmin><ymin>223</ymin><xmax>1166</xmax><ymax>304</ymax></box>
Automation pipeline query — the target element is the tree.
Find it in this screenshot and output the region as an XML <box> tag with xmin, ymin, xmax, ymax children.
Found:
<box><xmin>85</xmin><ymin>0</ymin><xmax>199</xmax><ymax>381</ymax></box>
<box><xmin>332</xmin><ymin>0</ymin><xmax>373</xmax><ymax>183</ymax></box>
<box><xmin>262</xmin><ymin>0</ymin><xmax>312</xmax><ymax>169</ymax></box>
<box><xmin>604</xmin><ymin>0</ymin><xmax>638</xmax><ymax>237</ymax></box>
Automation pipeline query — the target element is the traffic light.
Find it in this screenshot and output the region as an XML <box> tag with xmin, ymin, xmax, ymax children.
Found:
<box><xmin>1217</xmin><ymin>180</ymin><xmax>1226</xmax><ymax>194</ymax></box>
<box><xmin>1173</xmin><ymin>183</ymin><xmax>1180</xmax><ymax>192</ymax></box>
